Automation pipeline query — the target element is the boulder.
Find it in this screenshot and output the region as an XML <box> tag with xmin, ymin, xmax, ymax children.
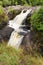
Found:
<box><xmin>0</xmin><ymin>26</ymin><xmax>14</xmax><ymax>42</ymax></box>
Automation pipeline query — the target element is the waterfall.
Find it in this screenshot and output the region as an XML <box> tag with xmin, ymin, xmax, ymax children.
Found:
<box><xmin>8</xmin><ymin>9</ymin><xmax>32</xmax><ymax>49</ymax></box>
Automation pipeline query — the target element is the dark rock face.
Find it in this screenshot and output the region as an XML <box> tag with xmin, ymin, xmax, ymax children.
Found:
<box><xmin>0</xmin><ymin>26</ymin><xmax>14</xmax><ymax>42</ymax></box>
<box><xmin>21</xmin><ymin>32</ymin><xmax>31</xmax><ymax>53</ymax></box>
<box><xmin>0</xmin><ymin>22</ymin><xmax>7</xmax><ymax>30</ymax></box>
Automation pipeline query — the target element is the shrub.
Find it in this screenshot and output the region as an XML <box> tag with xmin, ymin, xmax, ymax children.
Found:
<box><xmin>8</xmin><ymin>8</ymin><xmax>21</xmax><ymax>19</ymax></box>
<box><xmin>0</xmin><ymin>6</ymin><xmax>8</xmax><ymax>23</ymax></box>
<box><xmin>31</xmin><ymin>7</ymin><xmax>43</xmax><ymax>31</ymax></box>
<box><xmin>0</xmin><ymin>43</ymin><xmax>43</xmax><ymax>65</ymax></box>
<box><xmin>3</xmin><ymin>0</ymin><xmax>11</xmax><ymax>7</ymax></box>
<box><xmin>10</xmin><ymin>0</ymin><xmax>15</xmax><ymax>5</ymax></box>
<box><xmin>29</xmin><ymin>0</ymin><xmax>43</xmax><ymax>6</ymax></box>
<box><xmin>0</xmin><ymin>43</ymin><xmax>20</xmax><ymax>65</ymax></box>
<box><xmin>30</xmin><ymin>7</ymin><xmax>43</xmax><ymax>53</ymax></box>
<box><xmin>16</xmin><ymin>0</ymin><xmax>26</xmax><ymax>5</ymax></box>
<box><xmin>0</xmin><ymin>1</ymin><xmax>3</xmax><ymax>6</ymax></box>
<box><xmin>8</xmin><ymin>8</ymin><xmax>16</xmax><ymax>19</ymax></box>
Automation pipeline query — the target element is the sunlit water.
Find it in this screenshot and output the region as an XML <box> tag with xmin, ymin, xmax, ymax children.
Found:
<box><xmin>8</xmin><ymin>9</ymin><xmax>32</xmax><ymax>49</ymax></box>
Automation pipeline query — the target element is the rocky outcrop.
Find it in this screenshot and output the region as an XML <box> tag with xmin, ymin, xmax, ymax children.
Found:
<box><xmin>4</xmin><ymin>5</ymin><xmax>39</xmax><ymax>20</ymax></box>
<box><xmin>5</xmin><ymin>5</ymin><xmax>40</xmax><ymax>13</ymax></box>
<box><xmin>0</xmin><ymin>5</ymin><xmax>40</xmax><ymax>43</ymax></box>
<box><xmin>0</xmin><ymin>5</ymin><xmax>40</xmax><ymax>29</ymax></box>
<box><xmin>0</xmin><ymin>26</ymin><xmax>14</xmax><ymax>42</ymax></box>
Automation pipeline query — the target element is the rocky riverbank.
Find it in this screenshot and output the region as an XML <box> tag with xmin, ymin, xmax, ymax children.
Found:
<box><xmin>0</xmin><ymin>5</ymin><xmax>38</xmax><ymax>42</ymax></box>
<box><xmin>0</xmin><ymin>5</ymin><xmax>40</xmax><ymax>29</ymax></box>
<box><xmin>0</xmin><ymin>5</ymin><xmax>42</xmax><ymax>54</ymax></box>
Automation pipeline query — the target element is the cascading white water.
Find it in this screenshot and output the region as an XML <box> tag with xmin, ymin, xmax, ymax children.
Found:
<box><xmin>8</xmin><ymin>9</ymin><xmax>32</xmax><ymax>49</ymax></box>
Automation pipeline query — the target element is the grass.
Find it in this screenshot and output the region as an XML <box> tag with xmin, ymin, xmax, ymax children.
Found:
<box><xmin>24</xmin><ymin>55</ymin><xmax>43</xmax><ymax>65</ymax></box>
<box><xmin>0</xmin><ymin>43</ymin><xmax>20</xmax><ymax>65</ymax></box>
<box><xmin>0</xmin><ymin>43</ymin><xmax>43</xmax><ymax>65</ymax></box>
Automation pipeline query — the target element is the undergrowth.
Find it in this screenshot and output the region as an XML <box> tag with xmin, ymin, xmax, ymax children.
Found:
<box><xmin>0</xmin><ymin>43</ymin><xmax>43</xmax><ymax>65</ymax></box>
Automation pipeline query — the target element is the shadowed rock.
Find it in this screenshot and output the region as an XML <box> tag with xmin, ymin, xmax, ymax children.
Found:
<box><xmin>0</xmin><ymin>26</ymin><xmax>14</xmax><ymax>42</ymax></box>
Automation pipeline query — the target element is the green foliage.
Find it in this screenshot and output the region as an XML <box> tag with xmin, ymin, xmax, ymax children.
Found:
<box><xmin>8</xmin><ymin>8</ymin><xmax>21</xmax><ymax>19</ymax></box>
<box><xmin>24</xmin><ymin>55</ymin><xmax>43</xmax><ymax>65</ymax></box>
<box><xmin>31</xmin><ymin>7</ymin><xmax>43</xmax><ymax>31</ymax></box>
<box><xmin>0</xmin><ymin>43</ymin><xmax>20</xmax><ymax>65</ymax></box>
<box><xmin>0</xmin><ymin>1</ymin><xmax>3</xmax><ymax>6</ymax></box>
<box><xmin>0</xmin><ymin>0</ymin><xmax>43</xmax><ymax>6</ymax></box>
<box><xmin>29</xmin><ymin>0</ymin><xmax>43</xmax><ymax>6</ymax></box>
<box><xmin>0</xmin><ymin>0</ymin><xmax>29</xmax><ymax>7</ymax></box>
<box><xmin>0</xmin><ymin>6</ymin><xmax>8</xmax><ymax>23</ymax></box>
<box><xmin>3</xmin><ymin>0</ymin><xmax>11</xmax><ymax>7</ymax></box>
<box><xmin>10</xmin><ymin>0</ymin><xmax>15</xmax><ymax>5</ymax></box>
<box><xmin>8</xmin><ymin>8</ymin><xmax>16</xmax><ymax>19</ymax></box>
<box><xmin>9</xmin><ymin>0</ymin><xmax>27</xmax><ymax>5</ymax></box>
<box><xmin>30</xmin><ymin>7</ymin><xmax>43</xmax><ymax>52</ymax></box>
<box><xmin>0</xmin><ymin>43</ymin><xmax>43</xmax><ymax>65</ymax></box>
<box><xmin>15</xmin><ymin>0</ymin><xmax>26</xmax><ymax>5</ymax></box>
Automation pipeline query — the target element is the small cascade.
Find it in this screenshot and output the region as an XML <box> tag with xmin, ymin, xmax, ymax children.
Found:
<box><xmin>8</xmin><ymin>31</ymin><xmax>24</xmax><ymax>49</ymax></box>
<box><xmin>8</xmin><ymin>9</ymin><xmax>32</xmax><ymax>49</ymax></box>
